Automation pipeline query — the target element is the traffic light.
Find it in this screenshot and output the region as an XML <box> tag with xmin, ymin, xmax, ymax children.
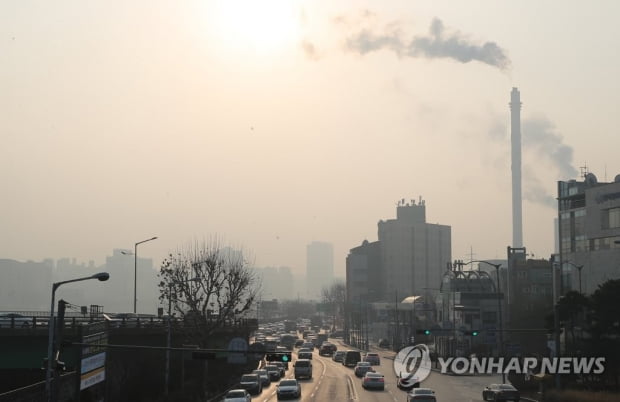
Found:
<box><xmin>266</xmin><ymin>352</ymin><xmax>292</xmax><ymax>362</ymax></box>
<box><xmin>416</xmin><ymin>329</ymin><xmax>431</xmax><ymax>335</ymax></box>
<box><xmin>463</xmin><ymin>330</ymin><xmax>480</xmax><ymax>336</ymax></box>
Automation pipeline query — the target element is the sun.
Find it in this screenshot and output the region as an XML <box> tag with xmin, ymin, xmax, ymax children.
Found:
<box><xmin>209</xmin><ymin>0</ymin><xmax>301</xmax><ymax>54</ymax></box>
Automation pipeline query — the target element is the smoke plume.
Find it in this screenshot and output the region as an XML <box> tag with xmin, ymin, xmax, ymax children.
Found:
<box><xmin>522</xmin><ymin>117</ymin><xmax>578</xmax><ymax>179</ymax></box>
<box><xmin>345</xmin><ymin>17</ymin><xmax>510</xmax><ymax>71</ymax></box>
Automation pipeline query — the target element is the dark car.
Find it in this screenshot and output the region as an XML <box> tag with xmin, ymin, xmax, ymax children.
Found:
<box><xmin>482</xmin><ymin>384</ymin><xmax>520</xmax><ymax>401</ymax></box>
<box><xmin>238</xmin><ymin>374</ymin><xmax>262</xmax><ymax>395</ymax></box>
<box><xmin>252</xmin><ymin>369</ymin><xmax>271</xmax><ymax>387</ymax></box>
<box><xmin>332</xmin><ymin>350</ymin><xmax>346</xmax><ymax>362</ymax></box>
<box><xmin>378</xmin><ymin>339</ymin><xmax>390</xmax><ymax>348</ymax></box>
<box><xmin>397</xmin><ymin>372</ymin><xmax>420</xmax><ymax>390</ymax></box>
<box><xmin>343</xmin><ymin>350</ymin><xmax>362</xmax><ymax>367</ymax></box>
<box><xmin>274</xmin><ymin>361</ymin><xmax>288</xmax><ymax>376</ymax></box>
<box><xmin>319</xmin><ymin>342</ymin><xmax>336</xmax><ymax>356</ymax></box>
<box><xmin>294</xmin><ymin>339</ymin><xmax>305</xmax><ymax>348</ymax></box>
<box><xmin>265</xmin><ymin>364</ymin><xmax>282</xmax><ymax>381</ymax></box>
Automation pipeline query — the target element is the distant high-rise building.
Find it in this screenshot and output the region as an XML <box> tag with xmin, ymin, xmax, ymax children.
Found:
<box><xmin>346</xmin><ymin>240</ymin><xmax>382</xmax><ymax>304</ymax></box>
<box><xmin>306</xmin><ymin>241</ymin><xmax>334</xmax><ymax>299</ymax></box>
<box><xmin>378</xmin><ymin>198</ymin><xmax>451</xmax><ymax>300</ymax></box>
<box><xmin>254</xmin><ymin>266</ymin><xmax>295</xmax><ymax>300</ymax></box>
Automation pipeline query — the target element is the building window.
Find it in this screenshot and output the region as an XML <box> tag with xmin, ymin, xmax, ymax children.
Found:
<box><xmin>610</xmin><ymin>208</ymin><xmax>620</xmax><ymax>229</ymax></box>
<box><xmin>517</xmin><ymin>271</ymin><xmax>527</xmax><ymax>280</ymax></box>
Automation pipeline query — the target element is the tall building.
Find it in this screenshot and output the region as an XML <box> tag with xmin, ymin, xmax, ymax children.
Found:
<box><xmin>378</xmin><ymin>198</ymin><xmax>451</xmax><ymax>300</ymax></box>
<box><xmin>306</xmin><ymin>241</ymin><xmax>334</xmax><ymax>299</ymax></box>
<box><xmin>346</xmin><ymin>240</ymin><xmax>382</xmax><ymax>304</ymax></box>
<box><xmin>557</xmin><ymin>172</ymin><xmax>620</xmax><ymax>295</ymax></box>
<box><xmin>254</xmin><ymin>266</ymin><xmax>295</xmax><ymax>301</ymax></box>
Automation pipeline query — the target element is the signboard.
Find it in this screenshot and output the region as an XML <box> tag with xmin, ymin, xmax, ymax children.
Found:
<box><xmin>80</xmin><ymin>367</ymin><xmax>105</xmax><ymax>390</ymax></box>
<box><xmin>81</xmin><ymin>352</ymin><xmax>106</xmax><ymax>374</ymax></box>
<box><xmin>77</xmin><ymin>324</ymin><xmax>108</xmax><ymax>399</ymax></box>
<box><xmin>227</xmin><ymin>337</ymin><xmax>248</xmax><ymax>364</ymax></box>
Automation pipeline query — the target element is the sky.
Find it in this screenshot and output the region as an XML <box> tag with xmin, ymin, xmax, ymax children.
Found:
<box><xmin>2</xmin><ymin>0</ymin><xmax>620</xmax><ymax>278</ymax></box>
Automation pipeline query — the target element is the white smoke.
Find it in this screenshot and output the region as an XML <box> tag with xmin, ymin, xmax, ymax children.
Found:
<box><xmin>345</xmin><ymin>17</ymin><xmax>510</xmax><ymax>71</ymax></box>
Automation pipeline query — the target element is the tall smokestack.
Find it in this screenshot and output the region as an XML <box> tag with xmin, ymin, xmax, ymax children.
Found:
<box><xmin>510</xmin><ymin>87</ymin><xmax>523</xmax><ymax>248</ymax></box>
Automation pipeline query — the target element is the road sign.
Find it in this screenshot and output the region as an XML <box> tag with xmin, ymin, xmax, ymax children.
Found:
<box><xmin>227</xmin><ymin>337</ymin><xmax>248</xmax><ymax>364</ymax></box>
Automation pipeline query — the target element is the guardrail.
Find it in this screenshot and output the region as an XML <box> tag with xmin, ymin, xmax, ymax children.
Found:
<box><xmin>0</xmin><ymin>314</ymin><xmax>258</xmax><ymax>331</ymax></box>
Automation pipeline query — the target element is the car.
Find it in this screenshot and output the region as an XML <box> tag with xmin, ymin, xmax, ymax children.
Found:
<box><xmin>224</xmin><ymin>389</ymin><xmax>252</xmax><ymax>402</ymax></box>
<box><xmin>319</xmin><ymin>343</ymin><xmax>336</xmax><ymax>356</ymax></box>
<box><xmin>408</xmin><ymin>388</ymin><xmax>436</xmax><ymax>401</ymax></box>
<box><xmin>238</xmin><ymin>374</ymin><xmax>262</xmax><ymax>395</ymax></box>
<box><xmin>294</xmin><ymin>359</ymin><xmax>312</xmax><ymax>379</ymax></box>
<box><xmin>354</xmin><ymin>361</ymin><xmax>375</xmax><ymax>377</ymax></box>
<box><xmin>294</xmin><ymin>339</ymin><xmax>305</xmax><ymax>348</ymax></box>
<box><xmin>397</xmin><ymin>372</ymin><xmax>421</xmax><ymax>390</ymax></box>
<box><xmin>363</xmin><ymin>352</ymin><xmax>380</xmax><ymax>365</ymax></box>
<box><xmin>298</xmin><ymin>350</ymin><xmax>313</xmax><ymax>360</ymax></box>
<box><xmin>482</xmin><ymin>384</ymin><xmax>520</xmax><ymax>401</ymax></box>
<box><xmin>343</xmin><ymin>350</ymin><xmax>362</xmax><ymax>367</ymax></box>
<box><xmin>252</xmin><ymin>369</ymin><xmax>271</xmax><ymax>387</ymax></box>
<box><xmin>378</xmin><ymin>339</ymin><xmax>390</xmax><ymax>348</ymax></box>
<box><xmin>276</xmin><ymin>378</ymin><xmax>301</xmax><ymax>399</ymax></box>
<box><xmin>301</xmin><ymin>342</ymin><xmax>315</xmax><ymax>350</ymax></box>
<box><xmin>274</xmin><ymin>361</ymin><xmax>288</xmax><ymax>375</ymax></box>
<box><xmin>362</xmin><ymin>372</ymin><xmax>385</xmax><ymax>390</ymax></box>
<box><xmin>332</xmin><ymin>350</ymin><xmax>346</xmax><ymax>362</ymax></box>
<box><xmin>265</xmin><ymin>364</ymin><xmax>282</xmax><ymax>381</ymax></box>
<box><xmin>0</xmin><ymin>313</ymin><xmax>32</xmax><ymax>328</ymax></box>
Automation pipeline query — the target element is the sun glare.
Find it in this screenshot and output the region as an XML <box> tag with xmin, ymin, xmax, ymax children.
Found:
<box><xmin>210</xmin><ymin>0</ymin><xmax>301</xmax><ymax>54</ymax></box>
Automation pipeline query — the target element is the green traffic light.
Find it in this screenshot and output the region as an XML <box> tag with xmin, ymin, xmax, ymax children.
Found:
<box><xmin>424</xmin><ymin>330</ymin><xmax>431</xmax><ymax>335</ymax></box>
<box><xmin>472</xmin><ymin>331</ymin><xmax>479</xmax><ymax>336</ymax></box>
<box><xmin>282</xmin><ymin>355</ymin><xmax>289</xmax><ymax>362</ymax></box>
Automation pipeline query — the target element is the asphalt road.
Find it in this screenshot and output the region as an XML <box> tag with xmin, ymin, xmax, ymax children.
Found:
<box><xmin>250</xmin><ymin>340</ymin><xmax>507</xmax><ymax>402</ymax></box>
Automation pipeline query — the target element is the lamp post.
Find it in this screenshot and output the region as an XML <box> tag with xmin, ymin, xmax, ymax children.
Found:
<box><xmin>563</xmin><ymin>261</ymin><xmax>584</xmax><ymax>294</ymax></box>
<box><xmin>133</xmin><ymin>236</ymin><xmax>157</xmax><ymax>313</ymax></box>
<box><xmin>46</xmin><ymin>272</ymin><xmax>110</xmax><ymax>402</ymax></box>
<box><xmin>165</xmin><ymin>277</ymin><xmax>198</xmax><ymax>396</ymax></box>
<box><xmin>460</xmin><ymin>260</ymin><xmax>505</xmax><ymax>384</ymax></box>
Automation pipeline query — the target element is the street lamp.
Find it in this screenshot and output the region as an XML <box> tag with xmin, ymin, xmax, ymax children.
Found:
<box><xmin>459</xmin><ymin>260</ymin><xmax>505</xmax><ymax>384</ymax></box>
<box><xmin>133</xmin><ymin>236</ymin><xmax>158</xmax><ymax>313</ymax></box>
<box><xmin>46</xmin><ymin>272</ymin><xmax>110</xmax><ymax>402</ymax></box>
<box><xmin>563</xmin><ymin>261</ymin><xmax>584</xmax><ymax>294</ymax></box>
<box><xmin>165</xmin><ymin>277</ymin><xmax>199</xmax><ymax>396</ymax></box>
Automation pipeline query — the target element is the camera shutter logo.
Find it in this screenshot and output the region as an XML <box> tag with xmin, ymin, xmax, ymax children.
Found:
<box><xmin>393</xmin><ymin>344</ymin><xmax>432</xmax><ymax>386</ymax></box>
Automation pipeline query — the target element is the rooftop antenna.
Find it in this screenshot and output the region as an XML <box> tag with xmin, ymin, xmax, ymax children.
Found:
<box><xmin>580</xmin><ymin>164</ymin><xmax>589</xmax><ymax>180</ymax></box>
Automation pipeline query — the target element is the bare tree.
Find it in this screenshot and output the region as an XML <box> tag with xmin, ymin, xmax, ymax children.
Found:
<box><xmin>321</xmin><ymin>281</ymin><xmax>346</xmax><ymax>331</ymax></box>
<box><xmin>158</xmin><ymin>238</ymin><xmax>260</xmax><ymax>345</ymax></box>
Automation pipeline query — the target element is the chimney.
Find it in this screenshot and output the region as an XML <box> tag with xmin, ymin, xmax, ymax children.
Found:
<box><xmin>510</xmin><ymin>87</ymin><xmax>523</xmax><ymax>248</ymax></box>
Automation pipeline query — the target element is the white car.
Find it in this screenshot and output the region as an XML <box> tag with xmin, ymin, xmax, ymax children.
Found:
<box><xmin>408</xmin><ymin>388</ymin><xmax>436</xmax><ymax>401</ymax></box>
<box><xmin>276</xmin><ymin>379</ymin><xmax>301</xmax><ymax>399</ymax></box>
<box><xmin>224</xmin><ymin>389</ymin><xmax>252</xmax><ymax>402</ymax></box>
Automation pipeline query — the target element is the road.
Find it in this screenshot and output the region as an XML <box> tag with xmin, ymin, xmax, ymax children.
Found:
<box><xmin>250</xmin><ymin>340</ymin><xmax>506</xmax><ymax>402</ymax></box>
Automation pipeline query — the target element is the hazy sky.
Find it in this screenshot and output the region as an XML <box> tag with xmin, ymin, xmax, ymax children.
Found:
<box><xmin>3</xmin><ymin>1</ymin><xmax>620</xmax><ymax>278</ymax></box>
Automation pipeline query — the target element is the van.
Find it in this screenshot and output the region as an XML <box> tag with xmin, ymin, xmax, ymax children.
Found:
<box><xmin>294</xmin><ymin>359</ymin><xmax>312</xmax><ymax>379</ymax></box>
<box><xmin>343</xmin><ymin>350</ymin><xmax>361</xmax><ymax>367</ymax></box>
